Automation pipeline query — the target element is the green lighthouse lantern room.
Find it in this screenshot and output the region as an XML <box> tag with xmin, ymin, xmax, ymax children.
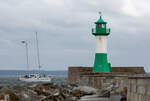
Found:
<box><xmin>92</xmin><ymin>12</ymin><xmax>111</xmax><ymax>72</ymax></box>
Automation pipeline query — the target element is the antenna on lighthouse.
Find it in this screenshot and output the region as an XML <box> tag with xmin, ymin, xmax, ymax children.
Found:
<box><xmin>99</xmin><ymin>11</ymin><xmax>102</xmax><ymax>17</ymax></box>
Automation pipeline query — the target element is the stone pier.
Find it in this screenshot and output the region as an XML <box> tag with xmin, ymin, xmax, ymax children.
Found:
<box><xmin>68</xmin><ymin>66</ymin><xmax>148</xmax><ymax>101</ymax></box>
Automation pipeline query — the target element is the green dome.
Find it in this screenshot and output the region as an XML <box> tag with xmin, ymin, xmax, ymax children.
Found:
<box><xmin>95</xmin><ymin>16</ymin><xmax>107</xmax><ymax>24</ymax></box>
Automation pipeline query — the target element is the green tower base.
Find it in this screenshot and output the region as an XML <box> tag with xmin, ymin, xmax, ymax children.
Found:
<box><xmin>92</xmin><ymin>53</ymin><xmax>111</xmax><ymax>72</ymax></box>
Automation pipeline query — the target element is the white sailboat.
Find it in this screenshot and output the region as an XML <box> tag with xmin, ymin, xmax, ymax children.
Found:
<box><xmin>19</xmin><ymin>32</ymin><xmax>52</xmax><ymax>82</ymax></box>
<box><xmin>19</xmin><ymin>73</ymin><xmax>52</xmax><ymax>82</ymax></box>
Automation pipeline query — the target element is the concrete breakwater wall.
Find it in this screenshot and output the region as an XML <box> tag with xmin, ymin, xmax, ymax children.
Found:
<box><xmin>127</xmin><ymin>75</ymin><xmax>150</xmax><ymax>101</ymax></box>
<box><xmin>68</xmin><ymin>67</ymin><xmax>145</xmax><ymax>84</ymax></box>
<box><xmin>79</xmin><ymin>73</ymin><xmax>129</xmax><ymax>94</ymax></box>
<box><xmin>68</xmin><ymin>66</ymin><xmax>148</xmax><ymax>100</ymax></box>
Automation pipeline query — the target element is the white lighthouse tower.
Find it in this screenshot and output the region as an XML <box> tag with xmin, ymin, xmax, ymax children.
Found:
<box><xmin>92</xmin><ymin>12</ymin><xmax>111</xmax><ymax>72</ymax></box>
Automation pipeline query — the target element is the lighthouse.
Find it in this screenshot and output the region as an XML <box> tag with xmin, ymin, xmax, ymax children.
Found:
<box><xmin>92</xmin><ymin>12</ymin><xmax>111</xmax><ymax>72</ymax></box>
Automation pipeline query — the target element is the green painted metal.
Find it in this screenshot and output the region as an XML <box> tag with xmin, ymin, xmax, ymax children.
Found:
<box><xmin>92</xmin><ymin>15</ymin><xmax>110</xmax><ymax>36</ymax></box>
<box><xmin>95</xmin><ymin>16</ymin><xmax>107</xmax><ymax>24</ymax></box>
<box><xmin>92</xmin><ymin>53</ymin><xmax>111</xmax><ymax>72</ymax></box>
<box><xmin>92</xmin><ymin>28</ymin><xmax>110</xmax><ymax>35</ymax></box>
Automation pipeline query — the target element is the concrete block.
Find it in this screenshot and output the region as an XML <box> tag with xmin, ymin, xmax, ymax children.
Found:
<box><xmin>145</xmin><ymin>94</ymin><xmax>150</xmax><ymax>101</ymax></box>
<box><xmin>146</xmin><ymin>86</ymin><xmax>150</xmax><ymax>94</ymax></box>
<box><xmin>130</xmin><ymin>93</ymin><xmax>134</xmax><ymax>101</ymax></box>
<box><xmin>131</xmin><ymin>79</ymin><xmax>137</xmax><ymax>85</ymax></box>
<box><xmin>133</xmin><ymin>93</ymin><xmax>138</xmax><ymax>101</ymax></box>
<box><xmin>138</xmin><ymin>94</ymin><xmax>145</xmax><ymax>101</ymax></box>
<box><xmin>137</xmin><ymin>86</ymin><xmax>146</xmax><ymax>94</ymax></box>
<box><xmin>131</xmin><ymin>84</ymin><xmax>136</xmax><ymax>93</ymax></box>
<box><xmin>137</xmin><ymin>79</ymin><xmax>148</xmax><ymax>85</ymax></box>
<box><xmin>127</xmin><ymin>91</ymin><xmax>131</xmax><ymax>101</ymax></box>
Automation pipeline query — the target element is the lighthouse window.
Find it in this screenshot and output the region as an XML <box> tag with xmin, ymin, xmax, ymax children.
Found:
<box><xmin>98</xmin><ymin>24</ymin><xmax>101</xmax><ymax>28</ymax></box>
<box><xmin>97</xmin><ymin>24</ymin><xmax>105</xmax><ymax>28</ymax></box>
<box><xmin>101</xmin><ymin>24</ymin><xmax>104</xmax><ymax>28</ymax></box>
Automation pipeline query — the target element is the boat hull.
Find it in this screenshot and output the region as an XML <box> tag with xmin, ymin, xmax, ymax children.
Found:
<box><xmin>19</xmin><ymin>77</ymin><xmax>51</xmax><ymax>82</ymax></box>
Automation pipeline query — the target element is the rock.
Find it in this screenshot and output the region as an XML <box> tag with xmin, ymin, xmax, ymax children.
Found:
<box><xmin>74</xmin><ymin>86</ymin><xmax>97</xmax><ymax>95</ymax></box>
<box><xmin>13</xmin><ymin>86</ymin><xmax>40</xmax><ymax>101</ymax></box>
<box><xmin>0</xmin><ymin>94</ymin><xmax>4</xmax><ymax>100</ymax></box>
<box><xmin>120</xmin><ymin>87</ymin><xmax>127</xmax><ymax>98</ymax></box>
<box><xmin>40</xmin><ymin>92</ymin><xmax>66</xmax><ymax>101</ymax></box>
<box><xmin>64</xmin><ymin>97</ymin><xmax>77</xmax><ymax>101</ymax></box>
<box><xmin>0</xmin><ymin>86</ymin><xmax>3</xmax><ymax>90</ymax></box>
<box><xmin>120</xmin><ymin>97</ymin><xmax>127</xmax><ymax>101</ymax></box>
<box><xmin>68</xmin><ymin>84</ymin><xmax>78</xmax><ymax>89</ymax></box>
<box><xmin>72</xmin><ymin>90</ymin><xmax>83</xmax><ymax>98</ymax></box>
<box><xmin>98</xmin><ymin>89</ymin><xmax>110</xmax><ymax>97</ymax></box>
<box><xmin>0</xmin><ymin>87</ymin><xmax>19</xmax><ymax>101</ymax></box>
<box><xmin>0</xmin><ymin>83</ymin><xmax>89</xmax><ymax>101</ymax></box>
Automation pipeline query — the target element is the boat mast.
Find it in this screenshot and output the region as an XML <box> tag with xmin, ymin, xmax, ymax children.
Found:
<box><xmin>25</xmin><ymin>42</ymin><xmax>29</xmax><ymax>71</ymax></box>
<box><xmin>35</xmin><ymin>32</ymin><xmax>41</xmax><ymax>72</ymax></box>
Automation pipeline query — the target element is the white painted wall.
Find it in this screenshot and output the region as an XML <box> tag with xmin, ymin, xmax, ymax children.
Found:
<box><xmin>96</xmin><ymin>36</ymin><xmax>107</xmax><ymax>53</ymax></box>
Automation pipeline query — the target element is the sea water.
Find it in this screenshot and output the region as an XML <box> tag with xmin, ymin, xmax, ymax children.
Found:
<box><xmin>0</xmin><ymin>70</ymin><xmax>67</xmax><ymax>86</ymax></box>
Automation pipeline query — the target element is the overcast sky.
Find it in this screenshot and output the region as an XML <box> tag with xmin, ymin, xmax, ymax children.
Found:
<box><xmin>0</xmin><ymin>0</ymin><xmax>150</xmax><ymax>71</ymax></box>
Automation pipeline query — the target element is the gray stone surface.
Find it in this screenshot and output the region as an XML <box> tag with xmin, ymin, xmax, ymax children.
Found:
<box><xmin>137</xmin><ymin>86</ymin><xmax>146</xmax><ymax>94</ymax></box>
<box><xmin>79</xmin><ymin>95</ymin><xmax>121</xmax><ymax>101</ymax></box>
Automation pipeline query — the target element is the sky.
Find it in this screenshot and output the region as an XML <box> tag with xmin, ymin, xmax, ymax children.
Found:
<box><xmin>0</xmin><ymin>0</ymin><xmax>150</xmax><ymax>71</ymax></box>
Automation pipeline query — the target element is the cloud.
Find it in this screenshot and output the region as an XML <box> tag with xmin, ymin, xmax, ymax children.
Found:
<box><xmin>0</xmin><ymin>0</ymin><xmax>150</xmax><ymax>72</ymax></box>
<box><xmin>121</xmin><ymin>0</ymin><xmax>140</xmax><ymax>16</ymax></box>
